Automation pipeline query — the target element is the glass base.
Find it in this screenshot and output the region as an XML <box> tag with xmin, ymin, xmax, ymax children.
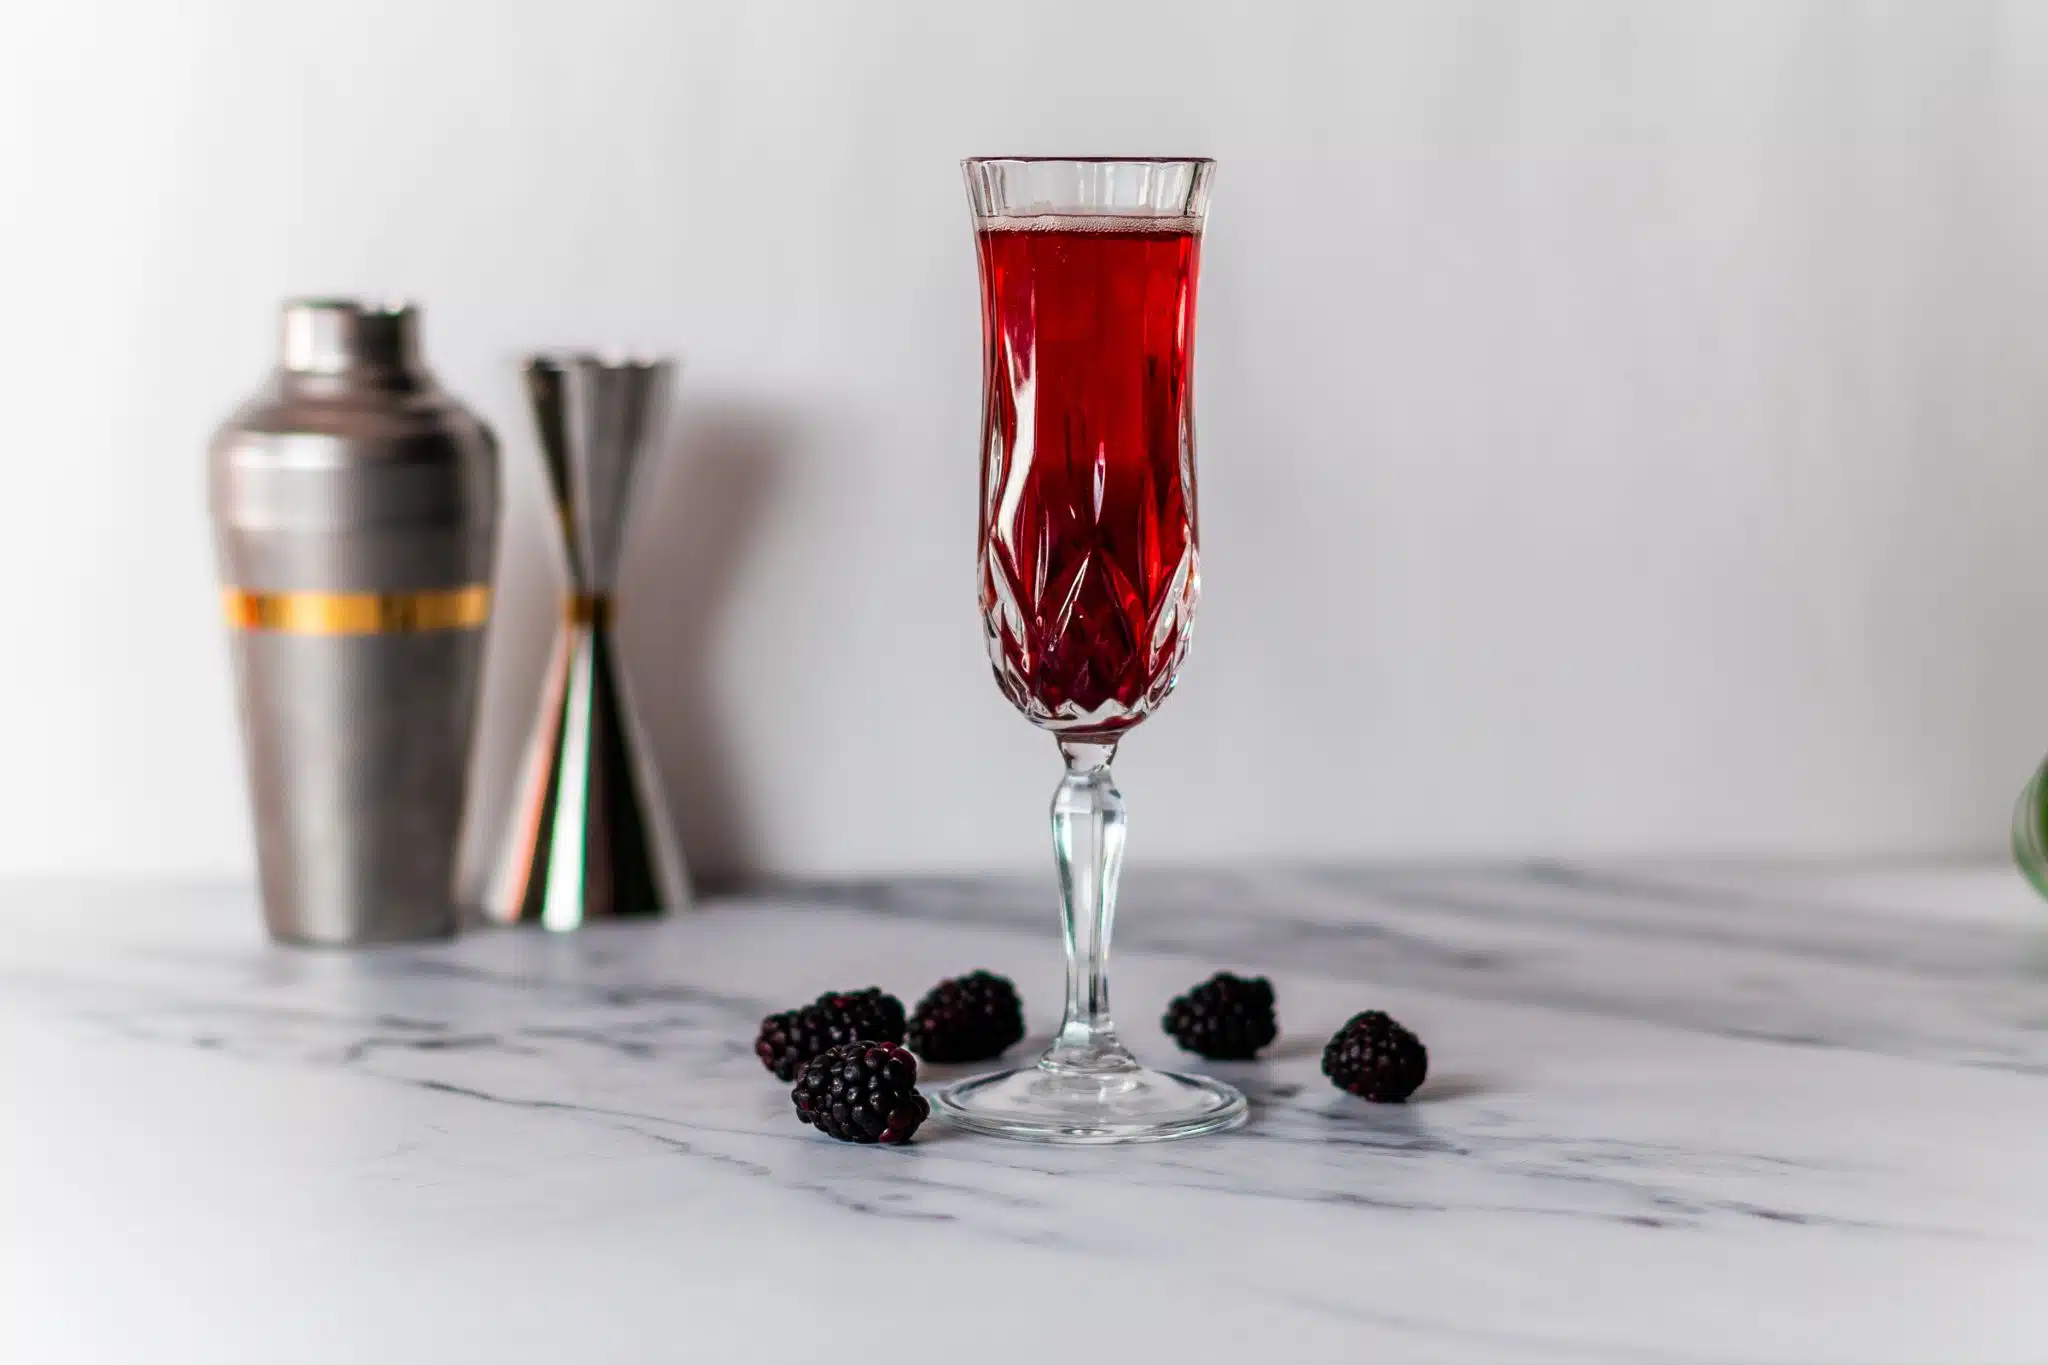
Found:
<box><xmin>935</xmin><ymin>1060</ymin><xmax>1248</xmax><ymax>1145</ymax></box>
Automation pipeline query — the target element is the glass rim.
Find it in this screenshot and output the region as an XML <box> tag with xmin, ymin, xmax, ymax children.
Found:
<box><xmin>962</xmin><ymin>156</ymin><xmax>1215</xmax><ymax>168</ymax></box>
<box><xmin>523</xmin><ymin>348</ymin><xmax>675</xmax><ymax>374</ymax></box>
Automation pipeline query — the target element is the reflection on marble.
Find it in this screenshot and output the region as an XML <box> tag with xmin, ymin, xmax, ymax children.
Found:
<box><xmin>2</xmin><ymin>865</ymin><xmax>2046</xmax><ymax>1363</ymax></box>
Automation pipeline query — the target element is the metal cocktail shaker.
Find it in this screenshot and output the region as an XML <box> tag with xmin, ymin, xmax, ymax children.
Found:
<box><xmin>209</xmin><ymin>299</ymin><xmax>499</xmax><ymax>945</ymax></box>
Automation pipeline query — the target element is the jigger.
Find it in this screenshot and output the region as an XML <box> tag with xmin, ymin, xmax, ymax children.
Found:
<box><xmin>483</xmin><ymin>353</ymin><xmax>689</xmax><ymax>930</ymax></box>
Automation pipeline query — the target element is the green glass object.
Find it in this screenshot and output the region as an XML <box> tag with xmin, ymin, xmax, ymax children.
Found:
<box><xmin>2013</xmin><ymin>759</ymin><xmax>2048</xmax><ymax>898</ymax></box>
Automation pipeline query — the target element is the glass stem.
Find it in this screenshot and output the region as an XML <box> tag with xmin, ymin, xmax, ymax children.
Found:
<box><xmin>1044</xmin><ymin>740</ymin><xmax>1137</xmax><ymax>1074</ymax></box>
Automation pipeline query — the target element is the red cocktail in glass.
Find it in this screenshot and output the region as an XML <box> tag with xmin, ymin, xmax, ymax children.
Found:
<box><xmin>976</xmin><ymin>220</ymin><xmax>1201</xmax><ymax>737</ymax></box>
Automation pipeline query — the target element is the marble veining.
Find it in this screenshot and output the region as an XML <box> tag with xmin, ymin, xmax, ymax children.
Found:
<box><xmin>2</xmin><ymin>865</ymin><xmax>2046</xmax><ymax>1363</ymax></box>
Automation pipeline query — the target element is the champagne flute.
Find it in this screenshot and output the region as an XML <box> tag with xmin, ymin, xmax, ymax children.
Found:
<box><xmin>936</xmin><ymin>157</ymin><xmax>1246</xmax><ymax>1143</ymax></box>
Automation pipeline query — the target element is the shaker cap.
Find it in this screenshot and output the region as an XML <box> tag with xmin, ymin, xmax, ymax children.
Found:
<box><xmin>281</xmin><ymin>298</ymin><xmax>422</xmax><ymax>375</ymax></box>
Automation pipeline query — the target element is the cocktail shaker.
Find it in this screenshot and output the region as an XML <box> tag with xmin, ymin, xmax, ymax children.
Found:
<box><xmin>209</xmin><ymin>299</ymin><xmax>499</xmax><ymax>945</ymax></box>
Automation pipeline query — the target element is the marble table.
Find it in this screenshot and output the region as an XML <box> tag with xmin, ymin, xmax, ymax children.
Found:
<box><xmin>3</xmin><ymin>864</ymin><xmax>2046</xmax><ymax>1363</ymax></box>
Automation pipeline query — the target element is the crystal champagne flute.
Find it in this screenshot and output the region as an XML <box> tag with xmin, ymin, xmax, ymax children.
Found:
<box><xmin>936</xmin><ymin>157</ymin><xmax>1247</xmax><ymax>1143</ymax></box>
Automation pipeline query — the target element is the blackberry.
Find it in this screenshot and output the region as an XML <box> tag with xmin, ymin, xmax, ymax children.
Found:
<box><xmin>1161</xmin><ymin>972</ymin><xmax>1278</xmax><ymax>1060</ymax></box>
<box><xmin>1321</xmin><ymin>1010</ymin><xmax>1428</xmax><ymax>1103</ymax></box>
<box><xmin>754</xmin><ymin>987</ymin><xmax>907</xmax><ymax>1081</ymax></box>
<box><xmin>791</xmin><ymin>1041</ymin><xmax>930</xmax><ymax>1144</ymax></box>
<box><xmin>907</xmin><ymin>970</ymin><xmax>1026</xmax><ymax>1063</ymax></box>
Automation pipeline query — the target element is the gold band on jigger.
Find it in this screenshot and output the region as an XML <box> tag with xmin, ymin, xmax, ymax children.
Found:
<box><xmin>221</xmin><ymin>585</ymin><xmax>492</xmax><ymax>635</ymax></box>
<box><xmin>563</xmin><ymin>593</ymin><xmax>616</xmax><ymax>627</ymax></box>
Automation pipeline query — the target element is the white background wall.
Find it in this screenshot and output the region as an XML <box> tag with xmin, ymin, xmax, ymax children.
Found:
<box><xmin>3</xmin><ymin>0</ymin><xmax>2046</xmax><ymax>885</ymax></box>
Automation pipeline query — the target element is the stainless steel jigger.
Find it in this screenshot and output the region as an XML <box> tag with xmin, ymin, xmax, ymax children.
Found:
<box><xmin>483</xmin><ymin>354</ymin><xmax>689</xmax><ymax>930</ymax></box>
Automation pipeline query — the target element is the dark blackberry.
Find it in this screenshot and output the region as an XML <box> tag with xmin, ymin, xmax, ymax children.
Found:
<box><xmin>754</xmin><ymin>987</ymin><xmax>907</xmax><ymax>1081</ymax></box>
<box><xmin>1321</xmin><ymin>1010</ymin><xmax>1428</xmax><ymax>1103</ymax></box>
<box><xmin>907</xmin><ymin>970</ymin><xmax>1026</xmax><ymax>1063</ymax></box>
<box><xmin>791</xmin><ymin>1041</ymin><xmax>930</xmax><ymax>1144</ymax></box>
<box><xmin>1161</xmin><ymin>972</ymin><xmax>1278</xmax><ymax>1060</ymax></box>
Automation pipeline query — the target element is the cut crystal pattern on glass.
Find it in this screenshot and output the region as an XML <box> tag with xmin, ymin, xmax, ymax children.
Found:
<box><xmin>974</xmin><ymin>210</ymin><xmax>1204</xmax><ymax>740</ymax></box>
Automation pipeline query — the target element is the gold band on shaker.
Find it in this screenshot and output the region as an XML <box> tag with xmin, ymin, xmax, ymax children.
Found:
<box><xmin>221</xmin><ymin>585</ymin><xmax>492</xmax><ymax>635</ymax></box>
<box><xmin>563</xmin><ymin>593</ymin><xmax>616</xmax><ymax>627</ymax></box>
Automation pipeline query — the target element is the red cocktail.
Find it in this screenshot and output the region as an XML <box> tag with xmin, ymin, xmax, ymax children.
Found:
<box><xmin>976</xmin><ymin>221</ymin><xmax>1201</xmax><ymax>738</ymax></box>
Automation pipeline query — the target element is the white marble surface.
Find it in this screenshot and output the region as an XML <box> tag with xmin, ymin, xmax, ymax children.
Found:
<box><xmin>3</xmin><ymin>865</ymin><xmax>2047</xmax><ymax>1363</ymax></box>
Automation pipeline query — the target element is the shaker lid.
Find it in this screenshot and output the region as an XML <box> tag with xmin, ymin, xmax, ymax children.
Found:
<box><xmin>281</xmin><ymin>298</ymin><xmax>422</xmax><ymax>376</ymax></box>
